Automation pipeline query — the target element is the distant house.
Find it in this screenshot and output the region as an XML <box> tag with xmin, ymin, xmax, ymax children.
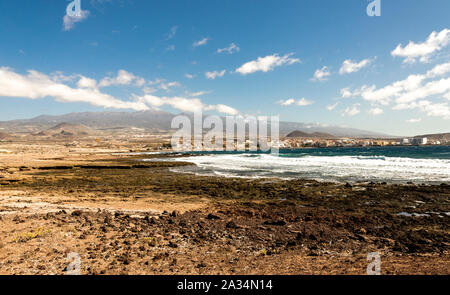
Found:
<box><xmin>410</xmin><ymin>137</ymin><xmax>428</xmax><ymax>145</ymax></box>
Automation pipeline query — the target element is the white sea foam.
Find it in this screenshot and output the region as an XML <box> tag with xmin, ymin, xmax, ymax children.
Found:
<box><xmin>169</xmin><ymin>153</ymin><xmax>450</xmax><ymax>183</ymax></box>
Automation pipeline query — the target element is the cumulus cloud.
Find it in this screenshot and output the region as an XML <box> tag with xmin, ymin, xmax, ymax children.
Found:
<box><xmin>213</xmin><ymin>104</ymin><xmax>239</xmax><ymax>115</ymax></box>
<box><xmin>326</xmin><ymin>102</ymin><xmax>339</xmax><ymax>111</ymax></box>
<box><xmin>277</xmin><ymin>98</ymin><xmax>314</xmax><ymax>107</ymax></box>
<box><xmin>77</xmin><ymin>76</ymin><xmax>97</xmax><ymax>89</ymax></box>
<box><xmin>0</xmin><ymin>66</ymin><xmax>241</xmax><ymax>116</ymax></box>
<box><xmin>295</xmin><ymin>98</ymin><xmax>314</xmax><ymax>106</ymax></box>
<box><xmin>139</xmin><ymin>79</ymin><xmax>180</xmax><ymax>93</ymax></box>
<box><xmin>51</xmin><ymin>71</ymin><xmax>78</xmax><ymax>83</ymax></box>
<box><xmin>193</xmin><ymin>37</ymin><xmax>209</xmax><ymax>47</ymax></box>
<box><xmin>277</xmin><ymin>98</ymin><xmax>295</xmax><ymax>106</ymax></box>
<box><xmin>158</xmin><ymin>81</ymin><xmax>180</xmax><ymax>91</ymax></box>
<box><xmin>236</xmin><ymin>53</ymin><xmax>300</xmax><ymax>75</ymax></box>
<box><xmin>217</xmin><ymin>43</ymin><xmax>240</xmax><ymax>54</ymax></box>
<box><xmin>0</xmin><ymin>67</ymin><xmax>148</xmax><ymax>111</ymax></box>
<box><xmin>205</xmin><ymin>70</ymin><xmax>226</xmax><ymax>80</ymax></box>
<box><xmin>312</xmin><ymin>66</ymin><xmax>331</xmax><ymax>81</ymax></box>
<box><xmin>341</xmin><ymin>61</ymin><xmax>450</xmax><ymax>119</ymax></box>
<box><xmin>99</xmin><ymin>70</ymin><xmax>146</xmax><ymax>88</ymax></box>
<box><xmin>393</xmin><ymin>100</ymin><xmax>450</xmax><ymax>119</ymax></box>
<box><xmin>136</xmin><ymin>94</ymin><xmax>239</xmax><ymax>115</ymax></box>
<box><xmin>63</xmin><ymin>10</ymin><xmax>90</xmax><ymax>31</ymax></box>
<box><xmin>185</xmin><ymin>73</ymin><xmax>194</xmax><ymax>79</ymax></box>
<box><xmin>339</xmin><ymin>58</ymin><xmax>374</xmax><ymax>75</ymax></box>
<box><xmin>342</xmin><ymin>61</ymin><xmax>450</xmax><ymax>104</ymax></box>
<box><xmin>391</xmin><ymin>29</ymin><xmax>450</xmax><ymax>63</ymax></box>
<box><xmin>343</xmin><ymin>104</ymin><xmax>361</xmax><ymax>116</ymax></box>
<box><xmin>186</xmin><ymin>90</ymin><xmax>211</xmax><ymax>97</ymax></box>
<box><xmin>340</xmin><ymin>87</ymin><xmax>353</xmax><ymax>98</ymax></box>
<box><xmin>368</xmin><ymin>107</ymin><xmax>383</xmax><ymax>116</ymax></box>
<box><xmin>406</xmin><ymin>118</ymin><xmax>422</xmax><ymax>123</ymax></box>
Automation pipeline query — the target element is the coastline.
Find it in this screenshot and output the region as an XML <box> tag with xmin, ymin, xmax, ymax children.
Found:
<box><xmin>0</xmin><ymin>144</ymin><xmax>448</xmax><ymax>274</ymax></box>
<box><xmin>149</xmin><ymin>146</ymin><xmax>450</xmax><ymax>185</ymax></box>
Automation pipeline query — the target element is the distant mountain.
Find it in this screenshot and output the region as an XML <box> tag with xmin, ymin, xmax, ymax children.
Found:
<box><xmin>12</xmin><ymin>110</ymin><xmax>175</xmax><ymax>131</ymax></box>
<box><xmin>414</xmin><ymin>132</ymin><xmax>450</xmax><ymax>141</ymax></box>
<box><xmin>0</xmin><ymin>111</ymin><xmax>390</xmax><ymax>138</ymax></box>
<box><xmin>0</xmin><ymin>132</ymin><xmax>10</xmax><ymax>139</ymax></box>
<box><xmin>286</xmin><ymin>131</ymin><xmax>336</xmax><ymax>139</ymax></box>
<box><xmin>277</xmin><ymin>121</ymin><xmax>387</xmax><ymax>138</ymax></box>
<box><xmin>44</xmin><ymin>123</ymin><xmax>94</xmax><ymax>137</ymax></box>
<box><xmin>286</xmin><ymin>131</ymin><xmax>310</xmax><ymax>138</ymax></box>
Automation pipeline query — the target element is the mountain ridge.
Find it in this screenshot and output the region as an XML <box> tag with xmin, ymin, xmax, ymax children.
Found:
<box><xmin>0</xmin><ymin>111</ymin><xmax>391</xmax><ymax>138</ymax></box>
<box><xmin>286</xmin><ymin>131</ymin><xmax>337</xmax><ymax>139</ymax></box>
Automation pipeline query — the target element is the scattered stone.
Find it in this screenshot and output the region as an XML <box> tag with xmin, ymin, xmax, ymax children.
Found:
<box><xmin>263</xmin><ymin>220</ymin><xmax>286</xmax><ymax>226</ymax></box>
<box><xmin>226</xmin><ymin>221</ymin><xmax>239</xmax><ymax>229</ymax></box>
<box><xmin>206</xmin><ymin>213</ymin><xmax>220</xmax><ymax>220</ymax></box>
<box><xmin>71</xmin><ymin>210</ymin><xmax>82</xmax><ymax>216</ymax></box>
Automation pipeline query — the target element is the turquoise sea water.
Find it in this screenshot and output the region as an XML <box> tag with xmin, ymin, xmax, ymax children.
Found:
<box><xmin>158</xmin><ymin>146</ymin><xmax>450</xmax><ymax>183</ymax></box>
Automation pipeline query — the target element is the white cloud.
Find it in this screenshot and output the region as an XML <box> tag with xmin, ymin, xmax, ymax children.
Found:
<box><xmin>343</xmin><ymin>104</ymin><xmax>361</xmax><ymax>116</ymax></box>
<box><xmin>445</xmin><ymin>92</ymin><xmax>450</xmax><ymax>100</ymax></box>
<box><xmin>277</xmin><ymin>98</ymin><xmax>295</xmax><ymax>106</ymax></box>
<box><xmin>0</xmin><ymin>66</ymin><xmax>240</xmax><ymax>116</ymax></box>
<box><xmin>142</xmin><ymin>87</ymin><xmax>157</xmax><ymax>94</ymax></box>
<box><xmin>391</xmin><ymin>29</ymin><xmax>450</xmax><ymax>63</ymax></box>
<box><xmin>340</xmin><ymin>87</ymin><xmax>353</xmax><ymax>98</ymax></box>
<box><xmin>393</xmin><ymin>100</ymin><xmax>450</xmax><ymax>119</ymax></box>
<box><xmin>426</xmin><ymin>61</ymin><xmax>450</xmax><ymax>77</ymax></box>
<box><xmin>277</xmin><ymin>98</ymin><xmax>314</xmax><ymax>107</ymax></box>
<box><xmin>158</xmin><ymin>81</ymin><xmax>180</xmax><ymax>91</ymax></box>
<box><xmin>326</xmin><ymin>102</ymin><xmax>339</xmax><ymax>111</ymax></box>
<box><xmin>136</xmin><ymin>94</ymin><xmax>238</xmax><ymax>115</ymax></box>
<box><xmin>342</xmin><ymin>61</ymin><xmax>450</xmax><ymax>105</ymax></box>
<box><xmin>295</xmin><ymin>98</ymin><xmax>314</xmax><ymax>106</ymax></box>
<box><xmin>77</xmin><ymin>76</ymin><xmax>97</xmax><ymax>89</ymax></box>
<box><xmin>99</xmin><ymin>70</ymin><xmax>145</xmax><ymax>88</ymax></box>
<box><xmin>145</xmin><ymin>78</ymin><xmax>181</xmax><ymax>92</ymax></box>
<box><xmin>312</xmin><ymin>66</ymin><xmax>331</xmax><ymax>81</ymax></box>
<box><xmin>339</xmin><ymin>58</ymin><xmax>373</xmax><ymax>75</ymax></box>
<box><xmin>185</xmin><ymin>73</ymin><xmax>194</xmax><ymax>79</ymax></box>
<box><xmin>406</xmin><ymin>118</ymin><xmax>422</xmax><ymax>123</ymax></box>
<box><xmin>51</xmin><ymin>71</ymin><xmax>78</xmax><ymax>83</ymax></box>
<box><xmin>396</xmin><ymin>77</ymin><xmax>450</xmax><ymax>104</ymax></box>
<box><xmin>342</xmin><ymin>61</ymin><xmax>450</xmax><ymax>119</ymax></box>
<box><xmin>63</xmin><ymin>10</ymin><xmax>90</xmax><ymax>31</ymax></box>
<box><xmin>193</xmin><ymin>37</ymin><xmax>209</xmax><ymax>47</ymax></box>
<box><xmin>368</xmin><ymin>107</ymin><xmax>383</xmax><ymax>116</ymax></box>
<box><xmin>217</xmin><ymin>43</ymin><xmax>240</xmax><ymax>54</ymax></box>
<box><xmin>186</xmin><ymin>90</ymin><xmax>211</xmax><ymax>97</ymax></box>
<box><xmin>236</xmin><ymin>53</ymin><xmax>300</xmax><ymax>75</ymax></box>
<box><xmin>0</xmin><ymin>67</ymin><xmax>148</xmax><ymax>111</ymax></box>
<box><xmin>166</xmin><ymin>26</ymin><xmax>178</xmax><ymax>40</ymax></box>
<box><xmin>212</xmin><ymin>104</ymin><xmax>239</xmax><ymax>115</ymax></box>
<box><xmin>205</xmin><ymin>70</ymin><xmax>226</xmax><ymax>80</ymax></box>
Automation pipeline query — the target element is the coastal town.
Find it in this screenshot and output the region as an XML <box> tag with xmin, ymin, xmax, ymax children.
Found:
<box><xmin>279</xmin><ymin>136</ymin><xmax>446</xmax><ymax>148</ymax></box>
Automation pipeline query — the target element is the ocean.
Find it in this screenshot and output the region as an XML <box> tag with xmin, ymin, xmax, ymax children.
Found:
<box><xmin>153</xmin><ymin>146</ymin><xmax>450</xmax><ymax>184</ymax></box>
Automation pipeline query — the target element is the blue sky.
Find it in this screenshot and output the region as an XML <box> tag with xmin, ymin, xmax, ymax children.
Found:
<box><xmin>0</xmin><ymin>0</ymin><xmax>449</xmax><ymax>136</ymax></box>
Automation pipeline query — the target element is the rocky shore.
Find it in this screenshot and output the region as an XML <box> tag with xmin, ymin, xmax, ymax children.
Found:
<box><xmin>0</xmin><ymin>145</ymin><xmax>448</xmax><ymax>274</ymax></box>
